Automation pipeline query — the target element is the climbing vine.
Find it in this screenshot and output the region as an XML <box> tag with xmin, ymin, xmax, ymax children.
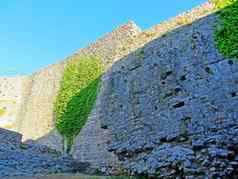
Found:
<box><xmin>210</xmin><ymin>0</ymin><xmax>238</xmax><ymax>59</ymax></box>
<box><xmin>54</xmin><ymin>55</ymin><xmax>104</xmax><ymax>152</ymax></box>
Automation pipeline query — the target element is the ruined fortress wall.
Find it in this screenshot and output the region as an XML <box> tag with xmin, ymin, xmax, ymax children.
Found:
<box><xmin>115</xmin><ymin>2</ymin><xmax>215</xmax><ymax>58</ymax></box>
<box><xmin>0</xmin><ymin>3</ymin><xmax>216</xmax><ymax>171</ymax></box>
<box><xmin>71</xmin><ymin>22</ymin><xmax>141</xmax><ymax>169</ymax></box>
<box><xmin>16</xmin><ymin>61</ymin><xmax>66</xmax><ymax>150</ymax></box>
<box><xmin>71</xmin><ymin>73</ymin><xmax>120</xmax><ymax>170</ymax></box>
<box><xmin>0</xmin><ymin>76</ymin><xmax>29</xmax><ymax>130</ymax></box>
<box><xmin>78</xmin><ymin>21</ymin><xmax>141</xmax><ymax>67</ymax></box>
<box><xmin>97</xmin><ymin>9</ymin><xmax>238</xmax><ymax>177</ymax></box>
<box><xmin>70</xmin><ymin>4</ymin><xmax>216</xmax><ymax>170</ymax></box>
<box><xmin>13</xmin><ymin>21</ymin><xmax>141</xmax><ymax>166</ymax></box>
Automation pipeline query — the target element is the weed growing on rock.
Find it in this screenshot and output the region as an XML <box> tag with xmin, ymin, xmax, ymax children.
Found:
<box><xmin>54</xmin><ymin>55</ymin><xmax>104</xmax><ymax>152</ymax></box>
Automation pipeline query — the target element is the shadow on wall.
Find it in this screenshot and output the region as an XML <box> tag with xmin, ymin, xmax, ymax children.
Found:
<box><xmin>96</xmin><ymin>5</ymin><xmax>238</xmax><ymax>177</ymax></box>
<box><xmin>23</xmin><ymin>77</ymin><xmax>102</xmax><ymax>151</ymax></box>
<box><xmin>68</xmin><ymin>9</ymin><xmax>228</xmax><ymax>172</ymax></box>
<box><xmin>14</xmin><ymin>6</ymin><xmax>237</xmax><ymax>175</ymax></box>
<box><xmin>43</xmin><ymin>10</ymin><xmax>217</xmax><ymax>157</ymax></box>
<box><xmin>99</xmin><ymin>10</ymin><xmax>223</xmax><ymax>136</ymax></box>
<box><xmin>56</xmin><ymin>77</ymin><xmax>102</xmax><ymax>153</ymax></box>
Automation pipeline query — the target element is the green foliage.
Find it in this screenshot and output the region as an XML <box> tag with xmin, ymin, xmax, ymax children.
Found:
<box><xmin>211</xmin><ymin>0</ymin><xmax>238</xmax><ymax>59</ymax></box>
<box><xmin>0</xmin><ymin>108</ymin><xmax>6</xmax><ymax>117</ymax></box>
<box><xmin>54</xmin><ymin>55</ymin><xmax>104</xmax><ymax>152</ymax></box>
<box><xmin>210</xmin><ymin>0</ymin><xmax>236</xmax><ymax>9</ymax></box>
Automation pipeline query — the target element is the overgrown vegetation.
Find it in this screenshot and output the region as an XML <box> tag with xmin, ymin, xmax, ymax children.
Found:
<box><xmin>211</xmin><ymin>0</ymin><xmax>236</xmax><ymax>9</ymax></box>
<box><xmin>54</xmin><ymin>55</ymin><xmax>104</xmax><ymax>152</ymax></box>
<box><xmin>0</xmin><ymin>108</ymin><xmax>6</xmax><ymax>117</ymax></box>
<box><xmin>210</xmin><ymin>0</ymin><xmax>238</xmax><ymax>59</ymax></box>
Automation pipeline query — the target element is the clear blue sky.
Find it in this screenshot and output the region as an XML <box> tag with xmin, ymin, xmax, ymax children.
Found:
<box><xmin>0</xmin><ymin>0</ymin><xmax>207</xmax><ymax>76</ymax></box>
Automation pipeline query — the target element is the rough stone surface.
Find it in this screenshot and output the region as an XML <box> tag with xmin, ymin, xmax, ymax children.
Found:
<box><xmin>0</xmin><ymin>76</ymin><xmax>29</xmax><ymax>130</ymax></box>
<box><xmin>100</xmin><ymin>11</ymin><xmax>238</xmax><ymax>178</ymax></box>
<box><xmin>0</xmin><ymin>128</ymin><xmax>22</xmax><ymax>146</ymax></box>
<box><xmin>1</xmin><ymin>2</ymin><xmax>238</xmax><ymax>178</ymax></box>
<box><xmin>71</xmin><ymin>95</ymin><xmax>120</xmax><ymax>173</ymax></box>
<box><xmin>71</xmin><ymin>3</ymin><xmax>216</xmax><ymax>173</ymax></box>
<box><xmin>16</xmin><ymin>62</ymin><xmax>66</xmax><ymax>151</ymax></box>
<box><xmin>0</xmin><ymin>128</ymin><xmax>78</xmax><ymax>178</ymax></box>
<box><xmin>71</xmin><ymin>21</ymin><xmax>141</xmax><ymax>172</ymax></box>
<box><xmin>78</xmin><ymin>21</ymin><xmax>142</xmax><ymax>67</ymax></box>
<box><xmin>2</xmin><ymin>21</ymin><xmax>141</xmax><ymax>154</ymax></box>
<box><xmin>1</xmin><ymin>21</ymin><xmax>142</xmax><ymax>169</ymax></box>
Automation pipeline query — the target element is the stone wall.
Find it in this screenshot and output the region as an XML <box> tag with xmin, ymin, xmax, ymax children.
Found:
<box><xmin>0</xmin><ymin>76</ymin><xmax>29</xmax><ymax>130</ymax></box>
<box><xmin>100</xmin><ymin>11</ymin><xmax>238</xmax><ymax>177</ymax></box>
<box><xmin>77</xmin><ymin>21</ymin><xmax>141</xmax><ymax>67</ymax></box>
<box><xmin>13</xmin><ymin>21</ymin><xmax>142</xmax><ymax>168</ymax></box>
<box><xmin>71</xmin><ymin>21</ymin><xmax>141</xmax><ymax>171</ymax></box>
<box><xmin>16</xmin><ymin>61</ymin><xmax>66</xmax><ymax>150</ymax></box>
<box><xmin>70</xmin><ymin>2</ymin><xmax>218</xmax><ymax>173</ymax></box>
<box><xmin>116</xmin><ymin>2</ymin><xmax>215</xmax><ymax>58</ymax></box>
<box><xmin>71</xmin><ymin>83</ymin><xmax>120</xmax><ymax>171</ymax></box>
<box><xmin>1</xmin><ymin>3</ymin><xmax>234</xmax><ymax>176</ymax></box>
<box><xmin>71</xmin><ymin>3</ymin><xmax>216</xmax><ymax>172</ymax></box>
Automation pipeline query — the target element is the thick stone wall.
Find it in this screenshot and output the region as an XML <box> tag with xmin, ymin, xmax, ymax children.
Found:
<box><xmin>71</xmin><ymin>2</ymin><xmax>218</xmax><ymax>173</ymax></box>
<box><xmin>117</xmin><ymin>2</ymin><xmax>215</xmax><ymax>59</ymax></box>
<box><xmin>100</xmin><ymin>12</ymin><xmax>238</xmax><ymax>177</ymax></box>
<box><xmin>1</xmin><ymin>3</ymin><xmax>234</xmax><ymax>177</ymax></box>
<box><xmin>14</xmin><ymin>21</ymin><xmax>142</xmax><ymax>168</ymax></box>
<box><xmin>16</xmin><ymin>62</ymin><xmax>66</xmax><ymax>150</ymax></box>
<box><xmin>71</xmin><ymin>21</ymin><xmax>141</xmax><ymax>170</ymax></box>
<box><xmin>71</xmin><ymin>85</ymin><xmax>120</xmax><ymax>171</ymax></box>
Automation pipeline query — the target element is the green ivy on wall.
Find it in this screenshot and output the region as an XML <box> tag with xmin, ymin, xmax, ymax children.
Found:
<box><xmin>54</xmin><ymin>55</ymin><xmax>104</xmax><ymax>152</ymax></box>
<box><xmin>210</xmin><ymin>0</ymin><xmax>238</xmax><ymax>59</ymax></box>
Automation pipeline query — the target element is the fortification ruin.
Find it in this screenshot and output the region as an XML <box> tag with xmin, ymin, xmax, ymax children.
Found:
<box><xmin>1</xmin><ymin>2</ymin><xmax>238</xmax><ymax>178</ymax></box>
